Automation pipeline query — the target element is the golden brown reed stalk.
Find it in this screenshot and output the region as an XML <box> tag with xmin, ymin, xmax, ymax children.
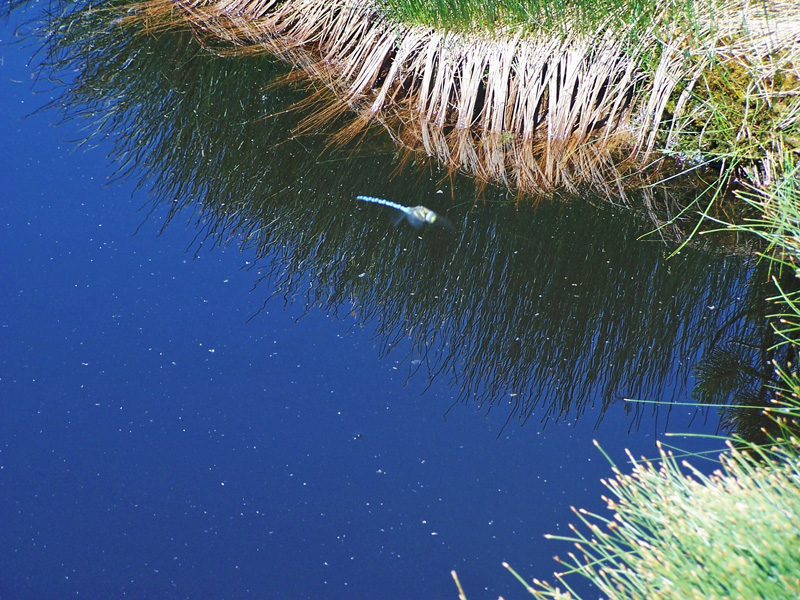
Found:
<box><xmin>122</xmin><ymin>0</ymin><xmax>800</xmax><ymax>197</ymax></box>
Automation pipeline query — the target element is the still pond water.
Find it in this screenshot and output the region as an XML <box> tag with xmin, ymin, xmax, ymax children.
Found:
<box><xmin>0</xmin><ymin>7</ymin><xmax>762</xmax><ymax>600</ymax></box>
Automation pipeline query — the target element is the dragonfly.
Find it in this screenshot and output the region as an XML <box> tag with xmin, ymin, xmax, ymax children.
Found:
<box><xmin>355</xmin><ymin>195</ymin><xmax>452</xmax><ymax>229</ymax></box>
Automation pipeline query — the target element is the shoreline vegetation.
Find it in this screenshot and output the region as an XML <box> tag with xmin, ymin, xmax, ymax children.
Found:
<box><xmin>124</xmin><ymin>0</ymin><xmax>800</xmax><ymax>199</ymax></box>
<box><xmin>9</xmin><ymin>0</ymin><xmax>800</xmax><ymax>598</ymax></box>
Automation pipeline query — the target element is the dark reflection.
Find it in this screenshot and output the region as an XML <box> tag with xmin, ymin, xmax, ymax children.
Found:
<box><xmin>24</xmin><ymin>1</ymin><xmax>775</xmax><ymax>435</ymax></box>
<box><xmin>692</xmin><ymin>263</ymin><xmax>800</xmax><ymax>443</ymax></box>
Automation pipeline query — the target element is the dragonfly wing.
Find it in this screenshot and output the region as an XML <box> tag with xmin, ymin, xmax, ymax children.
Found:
<box><xmin>390</xmin><ymin>210</ymin><xmax>406</xmax><ymax>226</ymax></box>
<box><xmin>433</xmin><ymin>213</ymin><xmax>454</xmax><ymax>230</ymax></box>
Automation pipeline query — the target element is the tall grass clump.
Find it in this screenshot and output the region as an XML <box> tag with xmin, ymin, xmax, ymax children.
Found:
<box><xmin>119</xmin><ymin>0</ymin><xmax>799</xmax><ymax>197</ymax></box>
<box><xmin>486</xmin><ymin>436</ymin><xmax>800</xmax><ymax>599</ymax></box>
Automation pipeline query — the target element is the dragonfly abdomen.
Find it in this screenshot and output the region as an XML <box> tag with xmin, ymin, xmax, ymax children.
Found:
<box><xmin>355</xmin><ymin>195</ymin><xmax>410</xmax><ymax>214</ymax></box>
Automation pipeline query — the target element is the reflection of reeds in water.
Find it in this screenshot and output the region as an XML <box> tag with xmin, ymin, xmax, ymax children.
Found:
<box><xmin>28</xmin><ymin>2</ymin><xmax>766</xmax><ymax>433</ymax></box>
<box><xmin>124</xmin><ymin>0</ymin><xmax>800</xmax><ymax>196</ymax></box>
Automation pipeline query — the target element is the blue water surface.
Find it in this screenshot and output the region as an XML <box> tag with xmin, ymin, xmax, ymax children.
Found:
<box><xmin>0</xmin><ymin>15</ymin><xmax>728</xmax><ymax>600</ymax></box>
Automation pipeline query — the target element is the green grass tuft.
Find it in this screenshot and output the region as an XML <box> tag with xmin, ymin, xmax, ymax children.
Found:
<box><xmin>374</xmin><ymin>0</ymin><xmax>655</xmax><ymax>35</ymax></box>
<box><xmin>527</xmin><ymin>440</ymin><xmax>800</xmax><ymax>599</ymax></box>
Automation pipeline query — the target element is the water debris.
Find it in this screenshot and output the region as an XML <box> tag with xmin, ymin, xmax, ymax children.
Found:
<box><xmin>355</xmin><ymin>195</ymin><xmax>452</xmax><ymax>229</ymax></box>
